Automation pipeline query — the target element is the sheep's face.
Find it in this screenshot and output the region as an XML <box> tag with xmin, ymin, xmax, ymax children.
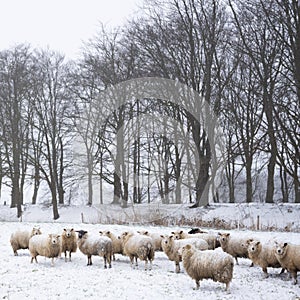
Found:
<box><xmin>64</xmin><ymin>228</ymin><xmax>74</xmax><ymax>238</ymax></box>
<box><xmin>171</xmin><ymin>231</ymin><xmax>182</xmax><ymax>240</ymax></box>
<box><xmin>76</xmin><ymin>230</ymin><xmax>88</xmax><ymax>239</ymax></box>
<box><xmin>31</xmin><ymin>227</ymin><xmax>42</xmax><ymax>237</ymax></box>
<box><xmin>162</xmin><ymin>236</ymin><xmax>173</xmax><ymax>246</ymax></box>
<box><xmin>49</xmin><ymin>234</ymin><xmax>60</xmax><ymax>245</ymax></box>
<box><xmin>218</xmin><ymin>233</ymin><xmax>230</xmax><ymax>245</ymax></box>
<box><xmin>274</xmin><ymin>242</ymin><xmax>288</xmax><ymax>257</ymax></box>
<box><xmin>247</xmin><ymin>241</ymin><xmax>260</xmax><ymax>255</ymax></box>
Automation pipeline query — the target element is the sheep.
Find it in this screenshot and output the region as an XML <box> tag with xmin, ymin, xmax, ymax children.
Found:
<box><xmin>137</xmin><ymin>230</ymin><xmax>163</xmax><ymax>251</ymax></box>
<box><xmin>160</xmin><ymin>235</ymin><xmax>208</xmax><ymax>273</ymax></box>
<box><xmin>179</xmin><ymin>244</ymin><xmax>234</xmax><ymax>291</ymax></box>
<box><xmin>218</xmin><ymin>232</ymin><xmax>252</xmax><ymax>265</ymax></box>
<box><xmin>274</xmin><ymin>242</ymin><xmax>300</xmax><ymax>284</ymax></box>
<box><xmin>99</xmin><ymin>230</ymin><xmax>123</xmax><ymax>260</ymax></box>
<box><xmin>61</xmin><ymin>228</ymin><xmax>77</xmax><ymax>262</ymax></box>
<box><xmin>10</xmin><ymin>226</ymin><xmax>42</xmax><ymax>256</ymax></box>
<box><xmin>171</xmin><ymin>230</ymin><xmax>218</xmax><ymax>250</ymax></box>
<box><xmin>29</xmin><ymin>234</ymin><xmax>61</xmax><ymax>266</ymax></box>
<box><xmin>188</xmin><ymin>228</ymin><xmax>207</xmax><ymax>234</ymax></box>
<box><xmin>76</xmin><ymin>230</ymin><xmax>112</xmax><ymax>268</ymax></box>
<box><xmin>247</xmin><ymin>240</ymin><xmax>284</xmax><ymax>278</ymax></box>
<box><xmin>120</xmin><ymin>231</ymin><xmax>155</xmax><ymax>270</ymax></box>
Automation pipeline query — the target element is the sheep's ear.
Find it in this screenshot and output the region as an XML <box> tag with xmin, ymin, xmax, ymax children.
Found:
<box><xmin>180</xmin><ymin>230</ymin><xmax>183</xmax><ymax>234</ymax></box>
<box><xmin>57</xmin><ymin>235</ymin><xmax>60</xmax><ymax>238</ymax></box>
<box><xmin>99</xmin><ymin>231</ymin><xmax>103</xmax><ymax>234</ymax></box>
<box><xmin>225</xmin><ymin>233</ymin><xmax>230</xmax><ymax>237</ymax></box>
<box><xmin>171</xmin><ymin>231</ymin><xmax>175</xmax><ymax>235</ymax></box>
<box><xmin>63</xmin><ymin>228</ymin><xmax>67</xmax><ymax>232</ymax></box>
<box><xmin>48</xmin><ymin>234</ymin><xmax>52</xmax><ymax>238</ymax></box>
<box><xmin>283</xmin><ymin>243</ymin><xmax>288</xmax><ymax>248</ymax></box>
<box><xmin>255</xmin><ymin>241</ymin><xmax>260</xmax><ymax>246</ymax></box>
<box><xmin>71</xmin><ymin>228</ymin><xmax>74</xmax><ymax>232</ymax></box>
<box><xmin>137</xmin><ymin>231</ymin><xmax>140</xmax><ymax>233</ymax></box>
<box><xmin>169</xmin><ymin>235</ymin><xmax>173</xmax><ymax>239</ymax></box>
<box><xmin>144</xmin><ymin>231</ymin><xmax>148</xmax><ymax>235</ymax></box>
<box><xmin>218</xmin><ymin>232</ymin><xmax>222</xmax><ymax>236</ymax></box>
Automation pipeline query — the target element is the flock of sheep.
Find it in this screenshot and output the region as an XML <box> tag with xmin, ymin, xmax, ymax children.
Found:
<box><xmin>9</xmin><ymin>226</ymin><xmax>300</xmax><ymax>291</ymax></box>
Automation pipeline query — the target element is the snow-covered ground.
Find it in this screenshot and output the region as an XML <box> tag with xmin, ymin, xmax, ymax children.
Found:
<box><xmin>1</xmin><ymin>219</ymin><xmax>300</xmax><ymax>299</ymax></box>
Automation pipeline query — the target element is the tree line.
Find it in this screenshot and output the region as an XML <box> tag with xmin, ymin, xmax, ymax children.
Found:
<box><xmin>0</xmin><ymin>0</ymin><xmax>299</xmax><ymax>219</ymax></box>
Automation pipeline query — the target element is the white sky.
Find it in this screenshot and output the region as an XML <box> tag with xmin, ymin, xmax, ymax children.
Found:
<box><xmin>0</xmin><ymin>0</ymin><xmax>141</xmax><ymax>59</ymax></box>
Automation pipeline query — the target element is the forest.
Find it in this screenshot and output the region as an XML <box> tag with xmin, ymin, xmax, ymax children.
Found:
<box><xmin>0</xmin><ymin>0</ymin><xmax>299</xmax><ymax>219</ymax></box>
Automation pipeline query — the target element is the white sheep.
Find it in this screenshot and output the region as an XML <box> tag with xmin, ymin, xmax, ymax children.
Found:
<box><xmin>10</xmin><ymin>227</ymin><xmax>42</xmax><ymax>256</ymax></box>
<box><xmin>29</xmin><ymin>234</ymin><xmax>61</xmax><ymax>266</ymax></box>
<box><xmin>218</xmin><ymin>232</ymin><xmax>251</xmax><ymax>265</ymax></box>
<box><xmin>137</xmin><ymin>230</ymin><xmax>163</xmax><ymax>251</ymax></box>
<box><xmin>171</xmin><ymin>230</ymin><xmax>218</xmax><ymax>250</ymax></box>
<box><xmin>61</xmin><ymin>228</ymin><xmax>77</xmax><ymax>262</ymax></box>
<box><xmin>247</xmin><ymin>240</ymin><xmax>284</xmax><ymax>278</ymax></box>
<box><xmin>99</xmin><ymin>230</ymin><xmax>123</xmax><ymax>260</ymax></box>
<box><xmin>76</xmin><ymin>230</ymin><xmax>112</xmax><ymax>268</ymax></box>
<box><xmin>160</xmin><ymin>235</ymin><xmax>208</xmax><ymax>273</ymax></box>
<box><xmin>120</xmin><ymin>231</ymin><xmax>155</xmax><ymax>270</ymax></box>
<box><xmin>179</xmin><ymin>244</ymin><xmax>234</xmax><ymax>291</ymax></box>
<box><xmin>274</xmin><ymin>242</ymin><xmax>300</xmax><ymax>284</ymax></box>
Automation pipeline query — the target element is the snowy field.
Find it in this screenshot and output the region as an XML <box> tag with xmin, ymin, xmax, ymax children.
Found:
<box><xmin>1</xmin><ymin>221</ymin><xmax>300</xmax><ymax>300</ymax></box>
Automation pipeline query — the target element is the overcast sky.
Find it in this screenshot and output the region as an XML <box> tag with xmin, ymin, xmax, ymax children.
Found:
<box><xmin>0</xmin><ymin>0</ymin><xmax>141</xmax><ymax>59</ymax></box>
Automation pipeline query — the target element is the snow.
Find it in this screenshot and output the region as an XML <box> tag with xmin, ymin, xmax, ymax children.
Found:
<box><xmin>1</xmin><ymin>204</ymin><xmax>300</xmax><ymax>299</ymax></box>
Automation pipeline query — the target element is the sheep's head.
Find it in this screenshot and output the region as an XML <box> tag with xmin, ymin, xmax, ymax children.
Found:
<box><xmin>138</xmin><ymin>230</ymin><xmax>149</xmax><ymax>236</ymax></box>
<box><xmin>48</xmin><ymin>234</ymin><xmax>60</xmax><ymax>245</ymax></box>
<box><xmin>274</xmin><ymin>242</ymin><xmax>288</xmax><ymax>257</ymax></box>
<box><xmin>76</xmin><ymin>230</ymin><xmax>88</xmax><ymax>239</ymax></box>
<box><xmin>63</xmin><ymin>228</ymin><xmax>74</xmax><ymax>238</ymax></box>
<box><xmin>31</xmin><ymin>227</ymin><xmax>42</xmax><ymax>237</ymax></box>
<box><xmin>247</xmin><ymin>241</ymin><xmax>261</xmax><ymax>255</ymax></box>
<box><xmin>218</xmin><ymin>233</ymin><xmax>230</xmax><ymax>245</ymax></box>
<box><xmin>161</xmin><ymin>235</ymin><xmax>173</xmax><ymax>246</ymax></box>
<box><xmin>171</xmin><ymin>231</ymin><xmax>183</xmax><ymax>240</ymax></box>
<box><xmin>179</xmin><ymin>244</ymin><xmax>192</xmax><ymax>256</ymax></box>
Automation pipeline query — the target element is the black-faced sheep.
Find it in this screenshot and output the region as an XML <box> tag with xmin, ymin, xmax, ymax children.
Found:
<box><xmin>161</xmin><ymin>235</ymin><xmax>208</xmax><ymax>273</ymax></box>
<box><xmin>10</xmin><ymin>227</ymin><xmax>42</xmax><ymax>256</ymax></box>
<box><xmin>274</xmin><ymin>242</ymin><xmax>300</xmax><ymax>284</ymax></box>
<box><xmin>218</xmin><ymin>232</ymin><xmax>251</xmax><ymax>265</ymax></box>
<box><xmin>171</xmin><ymin>230</ymin><xmax>218</xmax><ymax>250</ymax></box>
<box><xmin>180</xmin><ymin>244</ymin><xmax>234</xmax><ymax>291</ymax></box>
<box><xmin>137</xmin><ymin>230</ymin><xmax>163</xmax><ymax>251</ymax></box>
<box><xmin>120</xmin><ymin>231</ymin><xmax>155</xmax><ymax>270</ymax></box>
<box><xmin>247</xmin><ymin>240</ymin><xmax>284</xmax><ymax>278</ymax></box>
<box><xmin>99</xmin><ymin>230</ymin><xmax>123</xmax><ymax>260</ymax></box>
<box><xmin>29</xmin><ymin>234</ymin><xmax>61</xmax><ymax>266</ymax></box>
<box><xmin>61</xmin><ymin>228</ymin><xmax>77</xmax><ymax>262</ymax></box>
<box><xmin>76</xmin><ymin>230</ymin><xmax>112</xmax><ymax>268</ymax></box>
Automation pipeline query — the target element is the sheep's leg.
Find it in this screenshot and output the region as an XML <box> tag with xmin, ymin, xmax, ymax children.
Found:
<box><xmin>103</xmin><ymin>255</ymin><xmax>107</xmax><ymax>269</ymax></box>
<box><xmin>262</xmin><ymin>267</ymin><xmax>269</xmax><ymax>278</ymax></box>
<box><xmin>235</xmin><ymin>257</ymin><xmax>239</xmax><ymax>265</ymax></box>
<box><xmin>250</xmin><ymin>262</ymin><xmax>254</xmax><ymax>267</ymax></box>
<box><xmin>279</xmin><ymin>268</ymin><xmax>285</xmax><ymax>275</ymax></box>
<box><xmin>175</xmin><ymin>261</ymin><xmax>180</xmax><ymax>273</ymax></box>
<box><xmin>193</xmin><ymin>280</ymin><xmax>200</xmax><ymax>290</ymax></box>
<box><xmin>69</xmin><ymin>251</ymin><xmax>72</xmax><ymax>262</ymax></box>
<box><xmin>291</xmin><ymin>271</ymin><xmax>298</xmax><ymax>284</ymax></box>
<box><xmin>107</xmin><ymin>254</ymin><xmax>112</xmax><ymax>268</ymax></box>
<box><xmin>129</xmin><ymin>256</ymin><xmax>134</xmax><ymax>268</ymax></box>
<box><xmin>149</xmin><ymin>260</ymin><xmax>152</xmax><ymax>271</ymax></box>
<box><xmin>225</xmin><ymin>282</ymin><xmax>230</xmax><ymax>292</ymax></box>
<box><xmin>144</xmin><ymin>259</ymin><xmax>148</xmax><ymax>271</ymax></box>
<box><xmin>51</xmin><ymin>257</ymin><xmax>55</xmax><ymax>267</ymax></box>
<box><xmin>135</xmin><ymin>256</ymin><xmax>138</xmax><ymax>268</ymax></box>
<box><xmin>87</xmin><ymin>255</ymin><xmax>92</xmax><ymax>266</ymax></box>
<box><xmin>64</xmin><ymin>251</ymin><xmax>67</xmax><ymax>262</ymax></box>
